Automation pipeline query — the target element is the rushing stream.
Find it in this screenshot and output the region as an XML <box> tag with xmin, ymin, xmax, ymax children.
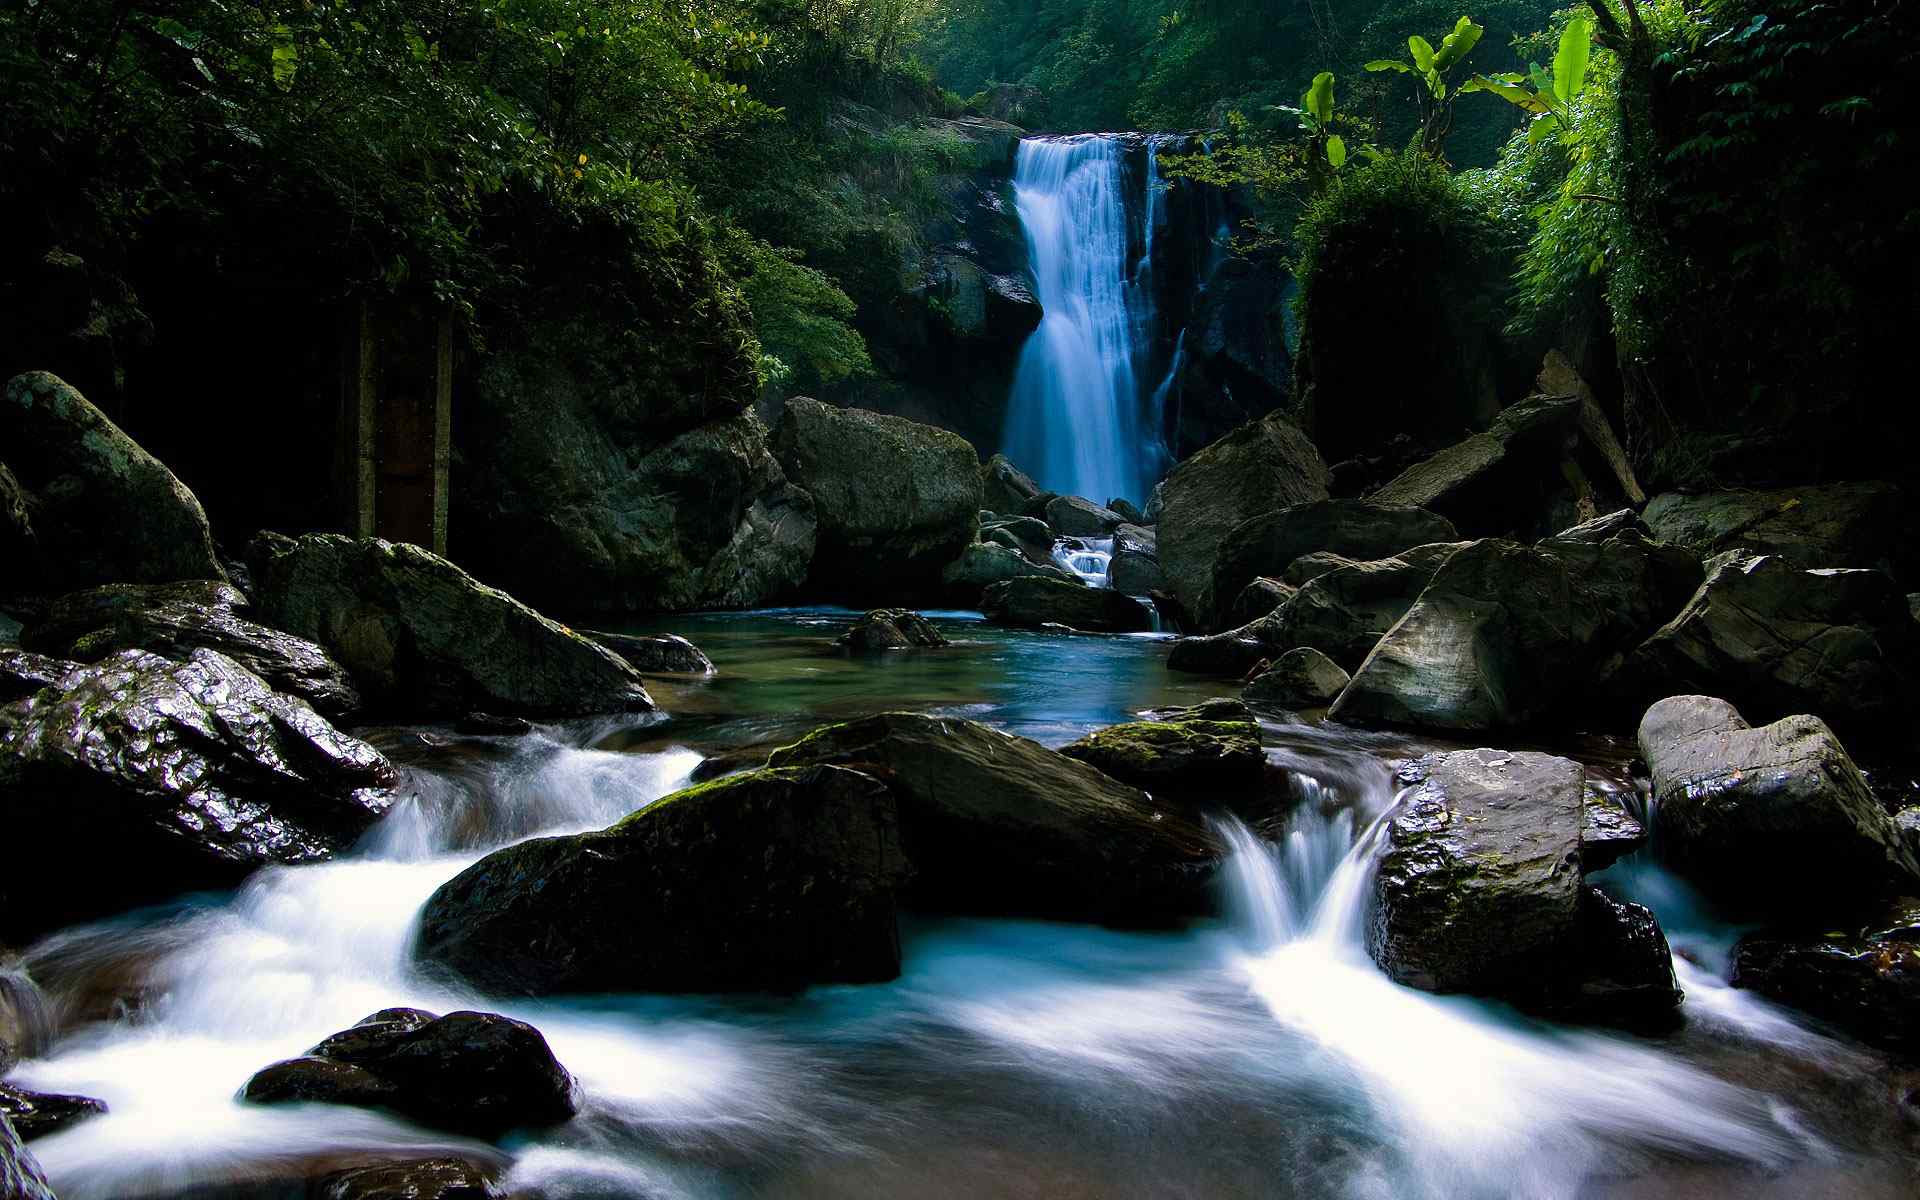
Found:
<box><xmin>10</xmin><ymin>610</ymin><xmax>1918</xmax><ymax>1198</ymax></box>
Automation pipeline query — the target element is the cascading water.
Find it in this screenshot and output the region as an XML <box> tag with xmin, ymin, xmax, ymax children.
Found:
<box><xmin>1002</xmin><ymin>136</ymin><xmax>1158</xmax><ymax>508</ymax></box>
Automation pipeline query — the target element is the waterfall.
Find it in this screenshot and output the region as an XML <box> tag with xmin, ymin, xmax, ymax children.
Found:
<box><xmin>1002</xmin><ymin>136</ymin><xmax>1157</xmax><ymax>508</ymax></box>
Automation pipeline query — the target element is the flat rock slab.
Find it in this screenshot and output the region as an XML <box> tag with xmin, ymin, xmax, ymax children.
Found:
<box><xmin>982</xmin><ymin>576</ymin><xmax>1154</xmax><ymax>633</ymax></box>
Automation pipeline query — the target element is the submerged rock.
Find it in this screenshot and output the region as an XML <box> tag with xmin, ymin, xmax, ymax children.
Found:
<box><xmin>583</xmin><ymin>630</ymin><xmax>716</xmax><ymax>676</ymax></box>
<box><xmin>22</xmin><ymin>580</ymin><xmax>362</xmax><ymax>719</ymax></box>
<box><xmin>767</xmin><ymin>712</ymin><xmax>1221</xmax><ymax>924</ymax></box>
<box><xmin>248</xmin><ymin>533</ymin><xmax>653</xmax><ymax>719</ymax></box>
<box><xmin>1209</xmin><ymin>500</ymin><xmax>1458</xmax><ymax>626</ymax></box>
<box><xmin>1644</xmin><ymin>481</ymin><xmax>1906</xmax><ymax>574</ymax></box>
<box><xmin>0</xmin><ymin>371</ymin><xmax>224</xmax><ymax>590</ymax></box>
<box><xmin>0</xmin><ymin>1082</ymin><xmax>107</xmax><ymax>1141</ymax></box>
<box><xmin>0</xmin><ymin>649</ymin><xmax>396</xmax><ymax>940</ymax></box>
<box><xmin>1243</xmin><ymin>648</ymin><xmax>1350</xmax><ymax>708</ymax></box>
<box><xmin>1</xmin><ymin>1111</ymin><xmax>54</xmax><ymax>1200</ymax></box>
<box><xmin>1637</xmin><ymin>695</ymin><xmax>1920</xmax><ymax>911</ymax></box>
<box><xmin>981</xmin><ymin>576</ymin><xmax>1155</xmax><ymax>633</ymax></box>
<box><xmin>244</xmin><ymin>1008</ymin><xmax>576</xmax><ymax>1138</ymax></box>
<box><xmin>1059</xmin><ymin>699</ymin><xmax>1264</xmax><ymax>801</ymax></box>
<box><xmin>772</xmin><ymin>398</ymin><xmax>983</xmax><ymax>599</ymax></box>
<box><xmin>1732</xmin><ymin>901</ymin><xmax>1920</xmax><ymax>1055</ymax></box>
<box><xmin>838</xmin><ymin>609</ymin><xmax>950</xmax><ymax>652</ymax></box>
<box><xmin>1156</xmin><ymin>410</ymin><xmax>1331</xmax><ymax>629</ymax></box>
<box><xmin>415</xmin><ymin>767</ymin><xmax>909</xmax><ymax>996</ymax></box>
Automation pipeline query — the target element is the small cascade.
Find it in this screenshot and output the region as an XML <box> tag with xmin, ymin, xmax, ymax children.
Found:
<box><xmin>1050</xmin><ymin>535</ymin><xmax>1114</xmax><ymax>588</ymax></box>
<box><xmin>1002</xmin><ymin>136</ymin><xmax>1158</xmax><ymax>506</ymax></box>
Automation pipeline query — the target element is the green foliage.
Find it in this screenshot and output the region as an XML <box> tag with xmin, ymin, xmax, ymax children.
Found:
<box><xmin>723</xmin><ymin>231</ymin><xmax>875</xmax><ymax>392</ymax></box>
<box><xmin>1364</xmin><ymin>15</ymin><xmax>1488</xmax><ymax>154</ymax></box>
<box><xmin>1460</xmin><ymin>13</ymin><xmax>1593</xmax><ymax>145</ymax></box>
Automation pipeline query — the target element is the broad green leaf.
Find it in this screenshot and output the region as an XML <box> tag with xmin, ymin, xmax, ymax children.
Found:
<box><xmin>1433</xmin><ymin>17</ymin><xmax>1484</xmax><ymax>71</ymax></box>
<box><xmin>1466</xmin><ymin>74</ymin><xmax>1551</xmax><ymax>114</ymax></box>
<box><xmin>1305</xmin><ymin>71</ymin><xmax>1335</xmax><ymax>125</ymax></box>
<box><xmin>1554</xmin><ymin>17</ymin><xmax>1593</xmax><ymax>103</ymax></box>
<box><xmin>271</xmin><ymin>40</ymin><xmax>298</xmax><ymax>90</ymax></box>
<box><xmin>1409</xmin><ymin>36</ymin><xmax>1436</xmax><ymax>72</ymax></box>
<box><xmin>1425</xmin><ymin>69</ymin><xmax>1444</xmax><ymax>99</ymax></box>
<box><xmin>1326</xmin><ymin>135</ymin><xmax>1347</xmax><ymax>169</ymax></box>
<box><xmin>1365</xmin><ymin>59</ymin><xmax>1412</xmax><ymax>73</ymax></box>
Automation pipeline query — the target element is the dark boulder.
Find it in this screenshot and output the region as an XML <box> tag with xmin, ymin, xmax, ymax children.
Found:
<box><xmin>1644</xmin><ymin>482</ymin><xmax>1906</xmax><ymax>575</ymax></box>
<box><xmin>0</xmin><ymin>649</ymin><xmax>396</xmax><ymax>940</ymax></box>
<box><xmin>1580</xmin><ymin>781</ymin><xmax>1647</xmax><ymax>871</ymax></box>
<box><xmin>1</xmin><ymin>1112</ymin><xmax>54</xmax><ymax>1200</ymax></box>
<box><xmin>1226</xmin><ymin>578</ymin><xmax>1295</xmax><ymax>627</ymax></box>
<box><xmin>767</xmin><ymin>712</ymin><xmax>1221</xmax><ymax>924</ymax></box>
<box><xmin>1156</xmin><ymin>411</ymin><xmax>1331</xmax><ymax>629</ymax></box>
<box><xmin>1637</xmin><ymin>695</ymin><xmax>1920</xmax><ymax>912</ymax></box>
<box><xmin>1732</xmin><ymin>902</ymin><xmax>1920</xmax><ymax>1055</ymax></box>
<box><xmin>981</xmin><ymin>514</ymin><xmax>1055</xmax><ymax>559</ymax></box>
<box><xmin>772</xmin><ymin>398</ymin><xmax>982</xmax><ymax>599</ymax></box>
<box><xmin>838</xmin><ymin>609</ymin><xmax>949</xmax><ymax>652</ymax></box>
<box><xmin>1609</xmin><ymin>553</ymin><xmax>1919</xmax><ymax>739</ymax></box>
<box><xmin>1209</xmin><ymin>500</ymin><xmax>1458</xmax><ymax>626</ymax></box>
<box><xmin>982</xmin><ymin>454</ymin><xmax>1044</xmax><ymax>516</ymax></box>
<box><xmin>0</xmin><ymin>649</ymin><xmax>73</xmax><ymax>705</ymax></box>
<box><xmin>942</xmin><ymin>543</ymin><xmax>1077</xmax><ymax>599</ymax></box>
<box><xmin>1109</xmin><ymin>498</ymin><xmax>1147</xmax><ymax>525</ymax></box>
<box><xmin>1332</xmin><ymin>529</ymin><xmax>1700</xmax><ymax>733</ymax></box>
<box><xmin>1571</xmin><ymin>886</ymin><xmax>1685</xmax><ymax>1029</ymax></box>
<box><xmin>244</xmin><ymin>1008</ymin><xmax>576</xmax><ymax>1139</ymax></box>
<box><xmin>22</xmin><ymin>581</ymin><xmax>361</xmax><ymax>719</ymax></box>
<box><xmin>415</xmin><ymin>767</ymin><xmax>909</xmax><ymax>996</ymax></box>
<box><xmin>1368</xmin><ymin>395</ymin><xmax>1581</xmax><ymax>539</ymax></box>
<box><xmin>0</xmin><ymin>465</ymin><xmax>37</xmax><ymax>586</ymax></box>
<box><xmin>1108</xmin><ymin>548</ymin><xmax>1166</xmax><ymax>597</ymax></box>
<box><xmin>317</xmin><ymin>1156</ymin><xmax>505</xmax><ymax>1200</ymax></box>
<box><xmin>248</xmin><ymin>533</ymin><xmax>653</xmax><ymax>719</ymax></box>
<box><xmin>1243</xmin><ymin>648</ymin><xmax>1350</xmax><ymax>708</ymax></box>
<box><xmin>0</xmin><ymin>371</ymin><xmax>224</xmax><ymax>590</ymax></box>
<box><xmin>0</xmin><ymin>1082</ymin><xmax>107</xmax><ymax>1141</ymax></box>
<box><xmin>1044</xmin><ymin>495</ymin><xmax>1124</xmax><ymax>538</ymax></box>
<box><xmin>1059</xmin><ymin>699</ymin><xmax>1264</xmax><ymax>802</ymax></box>
<box><xmin>981</xmin><ymin>577</ymin><xmax>1155</xmax><ymax>633</ymax></box>
<box><xmin>583</xmin><ymin>630</ymin><xmax>715</xmax><ymax>676</ymax></box>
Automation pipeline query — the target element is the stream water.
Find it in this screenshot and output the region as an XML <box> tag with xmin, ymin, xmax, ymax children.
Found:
<box><xmin>10</xmin><ymin>610</ymin><xmax>1918</xmax><ymax>1198</ymax></box>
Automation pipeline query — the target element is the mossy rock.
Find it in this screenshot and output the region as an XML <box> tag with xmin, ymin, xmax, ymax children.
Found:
<box><xmin>1060</xmin><ymin>702</ymin><xmax>1264</xmax><ymax>802</ymax></box>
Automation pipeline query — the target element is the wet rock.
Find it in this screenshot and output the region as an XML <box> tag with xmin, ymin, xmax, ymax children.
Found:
<box><xmin>1332</xmin><ymin>529</ymin><xmax>1700</xmax><ymax>733</ymax></box>
<box><xmin>317</xmin><ymin>1156</ymin><xmax>505</xmax><ymax>1200</ymax></box>
<box><xmin>838</xmin><ymin>609</ymin><xmax>949</xmax><ymax>652</ymax></box>
<box><xmin>1</xmin><ymin>1111</ymin><xmax>54</xmax><ymax>1200</ymax></box>
<box><xmin>1732</xmin><ymin>901</ymin><xmax>1920</xmax><ymax>1055</ymax></box>
<box><xmin>768</xmin><ymin>712</ymin><xmax>1221</xmax><ymax>924</ymax></box>
<box><xmin>1059</xmin><ymin>700</ymin><xmax>1264</xmax><ymax>801</ymax></box>
<box><xmin>582</xmin><ymin>631</ymin><xmax>715</xmax><ymax>676</ymax></box>
<box><xmin>415</xmin><ymin>767</ymin><xmax>909</xmax><ymax>995</ymax></box>
<box><xmin>244</xmin><ymin>1008</ymin><xmax>576</xmax><ymax>1138</ymax></box>
<box><xmin>1165</xmin><ymin>627</ymin><xmax>1269</xmax><ymax>677</ymax></box>
<box><xmin>1109</xmin><ymin>498</ymin><xmax>1147</xmax><ymax>525</ymax></box>
<box><xmin>248</xmin><ymin>533</ymin><xmax>653</xmax><ymax>719</ymax></box>
<box><xmin>0</xmin><ymin>649</ymin><xmax>74</xmax><ymax>705</ymax></box>
<box><xmin>1580</xmin><ymin>782</ymin><xmax>1647</xmax><ymax>871</ymax></box>
<box><xmin>1369</xmin><ymin>395</ymin><xmax>1581</xmax><ymax>538</ymax></box>
<box><xmin>981</xmin><ymin>577</ymin><xmax>1154</xmax><ymax>633</ymax></box>
<box><xmin>1637</xmin><ymin>696</ymin><xmax>1920</xmax><ymax>911</ymax></box>
<box><xmin>1226</xmin><ymin>578</ymin><xmax>1295</xmax><ymax>627</ymax></box>
<box><xmin>1243</xmin><ymin>648</ymin><xmax>1350</xmax><ymax>708</ymax></box>
<box><xmin>452</xmin><ymin>713</ymin><xmax>534</xmax><ymax>738</ymax></box>
<box><xmin>981</xmin><ymin>514</ymin><xmax>1055</xmax><ymax>559</ymax></box>
<box><xmin>982</xmin><ymin>453</ymin><xmax>1044</xmax><ymax>515</ymax></box>
<box><xmin>1045</xmin><ymin>495</ymin><xmax>1124</xmax><ymax>537</ymax></box>
<box><xmin>22</xmin><ymin>580</ymin><xmax>361</xmax><ymax>719</ymax></box>
<box><xmin>1369</xmin><ymin>749</ymin><xmax>1674</xmax><ymax>1022</ymax></box>
<box><xmin>0</xmin><ymin>649</ymin><xmax>397</xmax><ymax>940</ymax></box>
<box><xmin>1156</xmin><ymin>410</ymin><xmax>1331</xmax><ymax>629</ymax></box>
<box><xmin>1108</xmin><ymin>549</ymin><xmax>1165</xmax><ymax>596</ymax></box>
<box><xmin>0</xmin><ymin>371</ymin><xmax>224</xmax><ymax>590</ymax></box>
<box><xmin>1210</xmin><ymin>500</ymin><xmax>1458</xmax><ymax>626</ymax></box>
<box><xmin>0</xmin><ymin>465</ymin><xmax>37</xmax><ymax>587</ymax></box>
<box><xmin>1608</xmin><ymin>553</ymin><xmax>1919</xmax><ymax>739</ymax></box>
<box><xmin>0</xmin><ymin>1082</ymin><xmax>108</xmax><ymax>1140</ymax></box>
<box><xmin>0</xmin><ymin>964</ymin><xmax>51</xmax><ymax>1072</ymax></box>
<box><xmin>1644</xmin><ymin>481</ymin><xmax>1906</xmax><ymax>574</ymax></box>
<box><xmin>772</xmin><ymin>398</ymin><xmax>982</xmax><ymax>599</ymax></box>
<box><xmin>942</xmin><ymin>543</ymin><xmax>1077</xmax><ymax>599</ymax></box>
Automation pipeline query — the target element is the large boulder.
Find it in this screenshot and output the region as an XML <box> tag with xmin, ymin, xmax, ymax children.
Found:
<box><xmin>941</xmin><ymin>543</ymin><xmax>1077</xmax><ymax>599</ymax></box>
<box><xmin>1155</xmin><ymin>410</ymin><xmax>1331</xmax><ymax>628</ymax></box>
<box><xmin>1209</xmin><ymin>500</ymin><xmax>1457</xmax><ymax>623</ymax></box>
<box><xmin>415</xmin><ymin>767</ymin><xmax>908</xmax><ymax>996</ymax></box>
<box><xmin>1243</xmin><ymin>648</ymin><xmax>1350</xmax><ymax>708</ymax></box>
<box><xmin>244</xmin><ymin>1007</ymin><xmax>576</xmax><ymax>1138</ymax></box>
<box><xmin>0</xmin><ymin>649</ymin><xmax>396</xmax><ymax>940</ymax></box>
<box><xmin>837</xmin><ymin>609</ymin><xmax>949</xmax><ymax>652</ymax></box>
<box><xmin>981</xmin><ymin>453</ymin><xmax>1044</xmax><ymax>515</ymax></box>
<box><xmin>1369</xmin><ymin>749</ymin><xmax>1680</xmax><ymax>1023</ymax></box>
<box><xmin>1731</xmin><ymin>902</ymin><xmax>1920</xmax><ymax>1055</ymax></box>
<box><xmin>1044</xmin><ymin>495</ymin><xmax>1124</xmax><ymax>538</ymax></box>
<box><xmin>981</xmin><ymin>577</ymin><xmax>1155</xmax><ymax>633</ymax></box>
<box><xmin>772</xmin><ymin>398</ymin><xmax>983</xmax><ymax>599</ymax></box>
<box><xmin>582</xmin><ymin>630</ymin><xmax>715</xmax><ymax>676</ymax></box>
<box><xmin>248</xmin><ymin>533</ymin><xmax>653</xmax><ymax>719</ymax></box>
<box><xmin>0</xmin><ymin>371</ymin><xmax>224</xmax><ymax>590</ymax></box>
<box><xmin>766</xmin><ymin>713</ymin><xmax>1221</xmax><ymax>923</ymax></box>
<box><xmin>1644</xmin><ymin>482</ymin><xmax>1906</xmax><ymax>575</ymax></box>
<box><xmin>1331</xmin><ymin>529</ymin><xmax>1700</xmax><ymax>733</ymax></box>
<box><xmin>1059</xmin><ymin>699</ymin><xmax>1264</xmax><ymax>802</ymax></box>
<box><xmin>459</xmin><ymin>404</ymin><xmax>814</xmax><ymax>615</ymax></box>
<box><xmin>1</xmin><ymin>1112</ymin><xmax>54</xmax><ymax>1200</ymax></box>
<box><xmin>1368</xmin><ymin>395</ymin><xmax>1581</xmax><ymax>538</ymax></box>
<box><xmin>1637</xmin><ymin>696</ymin><xmax>1920</xmax><ymax>911</ymax></box>
<box><xmin>1609</xmin><ymin>554</ymin><xmax>1919</xmax><ymax>738</ymax></box>
<box><xmin>21</xmin><ymin>581</ymin><xmax>360</xmax><ymax>719</ymax></box>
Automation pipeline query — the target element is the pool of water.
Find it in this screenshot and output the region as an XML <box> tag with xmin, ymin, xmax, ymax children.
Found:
<box><xmin>8</xmin><ymin>610</ymin><xmax>1918</xmax><ymax>1199</ymax></box>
